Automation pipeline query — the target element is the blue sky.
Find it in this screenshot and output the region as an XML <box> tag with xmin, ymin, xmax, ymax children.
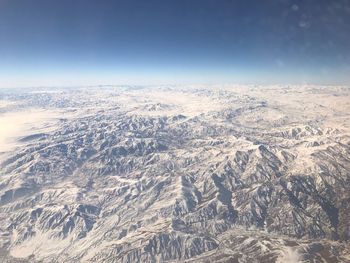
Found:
<box><xmin>0</xmin><ymin>0</ymin><xmax>350</xmax><ymax>87</ymax></box>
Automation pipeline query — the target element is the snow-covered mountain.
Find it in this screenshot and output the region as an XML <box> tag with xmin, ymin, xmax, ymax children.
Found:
<box><xmin>0</xmin><ymin>85</ymin><xmax>350</xmax><ymax>262</ymax></box>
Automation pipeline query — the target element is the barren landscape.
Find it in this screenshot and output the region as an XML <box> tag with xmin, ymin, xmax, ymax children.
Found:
<box><xmin>0</xmin><ymin>85</ymin><xmax>350</xmax><ymax>262</ymax></box>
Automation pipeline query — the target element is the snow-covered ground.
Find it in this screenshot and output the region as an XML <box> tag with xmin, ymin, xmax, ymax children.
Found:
<box><xmin>0</xmin><ymin>85</ymin><xmax>349</xmax><ymax>262</ymax></box>
<box><xmin>0</xmin><ymin>109</ymin><xmax>62</xmax><ymax>154</ymax></box>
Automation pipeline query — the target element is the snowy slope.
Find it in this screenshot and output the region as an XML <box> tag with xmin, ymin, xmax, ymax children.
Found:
<box><xmin>0</xmin><ymin>85</ymin><xmax>350</xmax><ymax>262</ymax></box>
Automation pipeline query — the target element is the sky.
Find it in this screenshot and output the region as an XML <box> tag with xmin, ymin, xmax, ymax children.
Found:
<box><xmin>0</xmin><ymin>0</ymin><xmax>350</xmax><ymax>87</ymax></box>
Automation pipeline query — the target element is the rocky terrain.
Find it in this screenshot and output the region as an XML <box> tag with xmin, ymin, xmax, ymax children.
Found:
<box><xmin>0</xmin><ymin>85</ymin><xmax>350</xmax><ymax>262</ymax></box>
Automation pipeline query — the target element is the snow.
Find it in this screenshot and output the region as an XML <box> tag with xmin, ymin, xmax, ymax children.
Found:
<box><xmin>0</xmin><ymin>85</ymin><xmax>349</xmax><ymax>262</ymax></box>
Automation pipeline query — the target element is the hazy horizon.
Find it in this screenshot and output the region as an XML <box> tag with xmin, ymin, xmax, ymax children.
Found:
<box><xmin>1</xmin><ymin>0</ymin><xmax>350</xmax><ymax>87</ymax></box>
